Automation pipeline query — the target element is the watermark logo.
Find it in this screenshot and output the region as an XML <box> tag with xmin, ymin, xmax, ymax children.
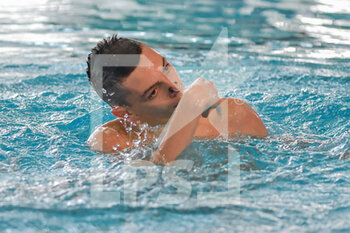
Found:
<box><xmin>88</xmin><ymin>28</ymin><xmax>241</xmax><ymax>207</ymax></box>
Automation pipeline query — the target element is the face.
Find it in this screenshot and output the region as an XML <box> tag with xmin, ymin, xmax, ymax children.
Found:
<box><xmin>120</xmin><ymin>44</ymin><xmax>184</xmax><ymax>125</ymax></box>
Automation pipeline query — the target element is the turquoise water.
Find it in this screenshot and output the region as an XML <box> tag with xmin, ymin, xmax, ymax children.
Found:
<box><xmin>0</xmin><ymin>0</ymin><xmax>349</xmax><ymax>232</ymax></box>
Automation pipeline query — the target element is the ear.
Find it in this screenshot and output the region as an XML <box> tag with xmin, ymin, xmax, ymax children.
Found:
<box><xmin>111</xmin><ymin>106</ymin><xmax>128</xmax><ymax>118</ymax></box>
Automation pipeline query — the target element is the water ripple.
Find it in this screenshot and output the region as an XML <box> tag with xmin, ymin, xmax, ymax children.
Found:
<box><xmin>0</xmin><ymin>0</ymin><xmax>349</xmax><ymax>232</ymax></box>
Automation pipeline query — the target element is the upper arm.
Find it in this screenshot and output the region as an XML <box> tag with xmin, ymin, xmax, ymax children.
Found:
<box><xmin>87</xmin><ymin>126</ymin><xmax>131</xmax><ymax>153</ymax></box>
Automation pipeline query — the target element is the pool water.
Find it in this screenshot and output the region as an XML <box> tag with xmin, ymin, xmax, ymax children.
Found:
<box><xmin>0</xmin><ymin>0</ymin><xmax>349</xmax><ymax>232</ymax></box>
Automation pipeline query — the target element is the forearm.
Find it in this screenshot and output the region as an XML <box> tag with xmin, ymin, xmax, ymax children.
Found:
<box><xmin>152</xmin><ymin>115</ymin><xmax>200</xmax><ymax>164</ymax></box>
<box><xmin>152</xmin><ymin>95</ymin><xmax>204</xmax><ymax>164</ymax></box>
<box><xmin>152</xmin><ymin>77</ymin><xmax>219</xmax><ymax>164</ymax></box>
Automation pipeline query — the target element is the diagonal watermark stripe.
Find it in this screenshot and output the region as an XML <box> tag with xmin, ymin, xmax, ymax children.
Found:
<box><xmin>202</xmin><ymin>27</ymin><xmax>229</xmax><ymax>68</ymax></box>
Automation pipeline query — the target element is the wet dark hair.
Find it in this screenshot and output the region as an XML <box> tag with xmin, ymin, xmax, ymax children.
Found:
<box><xmin>86</xmin><ymin>34</ymin><xmax>142</xmax><ymax>107</ymax></box>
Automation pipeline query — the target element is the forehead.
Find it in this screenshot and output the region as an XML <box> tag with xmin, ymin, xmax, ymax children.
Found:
<box><xmin>121</xmin><ymin>44</ymin><xmax>164</xmax><ymax>95</ymax></box>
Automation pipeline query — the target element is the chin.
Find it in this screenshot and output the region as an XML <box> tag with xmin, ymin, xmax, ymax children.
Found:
<box><xmin>146</xmin><ymin>118</ymin><xmax>168</xmax><ymax>126</ymax></box>
<box><xmin>143</xmin><ymin>115</ymin><xmax>169</xmax><ymax>126</ymax></box>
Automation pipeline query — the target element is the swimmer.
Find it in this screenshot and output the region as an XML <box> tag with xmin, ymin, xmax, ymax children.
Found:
<box><xmin>86</xmin><ymin>34</ymin><xmax>268</xmax><ymax>164</ymax></box>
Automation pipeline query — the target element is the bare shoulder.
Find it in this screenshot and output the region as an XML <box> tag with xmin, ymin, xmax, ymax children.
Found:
<box><xmin>87</xmin><ymin>119</ymin><xmax>131</xmax><ymax>153</ymax></box>
<box><xmin>221</xmin><ymin>97</ymin><xmax>268</xmax><ymax>137</ymax></box>
<box><xmin>215</xmin><ymin>97</ymin><xmax>258</xmax><ymax>115</ymax></box>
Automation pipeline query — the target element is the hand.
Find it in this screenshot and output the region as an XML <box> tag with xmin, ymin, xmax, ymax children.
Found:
<box><xmin>182</xmin><ymin>77</ymin><xmax>219</xmax><ymax>115</ymax></box>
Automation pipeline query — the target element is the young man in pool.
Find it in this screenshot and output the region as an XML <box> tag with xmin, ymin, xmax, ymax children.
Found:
<box><xmin>86</xmin><ymin>34</ymin><xmax>268</xmax><ymax>164</ymax></box>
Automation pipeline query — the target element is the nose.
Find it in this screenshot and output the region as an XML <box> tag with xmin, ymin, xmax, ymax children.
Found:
<box><xmin>168</xmin><ymin>86</ymin><xmax>180</xmax><ymax>98</ymax></box>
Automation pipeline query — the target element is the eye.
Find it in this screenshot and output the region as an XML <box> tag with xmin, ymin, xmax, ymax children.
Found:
<box><xmin>148</xmin><ymin>88</ymin><xmax>158</xmax><ymax>100</ymax></box>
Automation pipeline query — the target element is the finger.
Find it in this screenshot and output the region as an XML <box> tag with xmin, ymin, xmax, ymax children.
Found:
<box><xmin>201</xmin><ymin>99</ymin><xmax>221</xmax><ymax>118</ymax></box>
<box><xmin>201</xmin><ymin>108</ymin><xmax>210</xmax><ymax>118</ymax></box>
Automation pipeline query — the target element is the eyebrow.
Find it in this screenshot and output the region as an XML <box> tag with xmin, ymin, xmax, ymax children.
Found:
<box><xmin>162</xmin><ymin>56</ymin><xmax>168</xmax><ymax>72</ymax></box>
